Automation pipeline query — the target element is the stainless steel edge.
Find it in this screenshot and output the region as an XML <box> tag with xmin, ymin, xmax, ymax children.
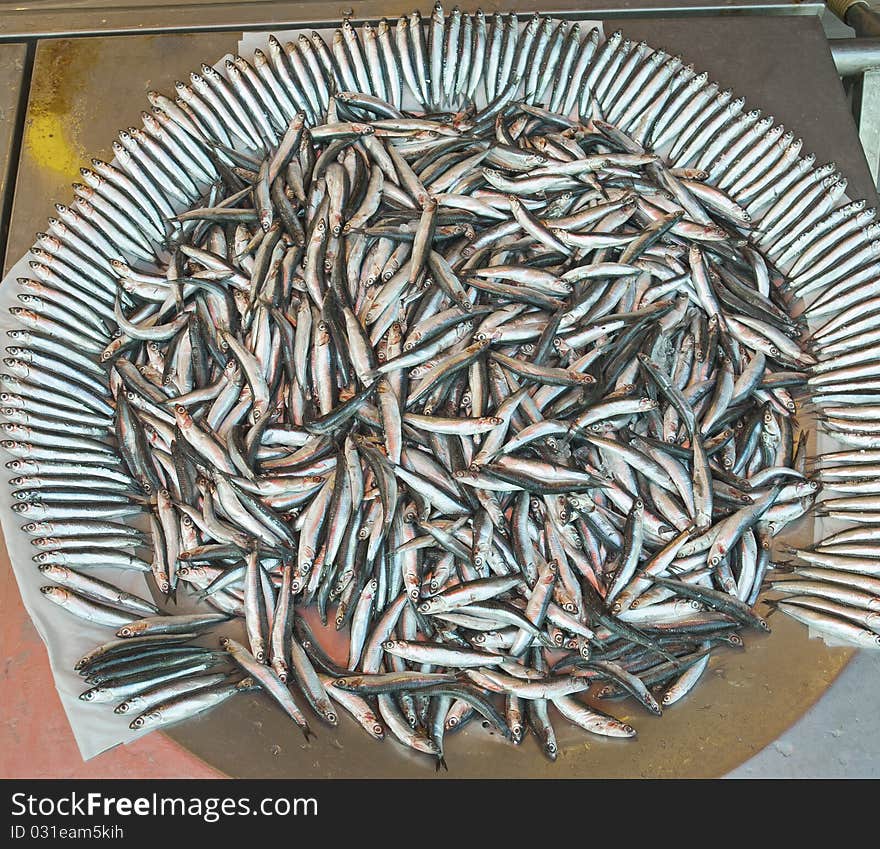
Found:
<box><xmin>0</xmin><ymin>1</ymin><xmax>825</xmax><ymax>41</ymax></box>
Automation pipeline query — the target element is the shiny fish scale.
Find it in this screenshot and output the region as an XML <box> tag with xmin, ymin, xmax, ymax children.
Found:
<box><xmin>4</xmin><ymin>6</ymin><xmax>879</xmax><ymax>769</ymax></box>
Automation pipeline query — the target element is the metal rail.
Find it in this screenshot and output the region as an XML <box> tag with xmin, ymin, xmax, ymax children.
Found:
<box><xmin>831</xmin><ymin>37</ymin><xmax>880</xmax><ymax>74</ymax></box>
<box><xmin>0</xmin><ymin>1</ymin><xmax>825</xmax><ymax>41</ymax></box>
<box><xmin>827</xmin><ymin>2</ymin><xmax>880</xmax><ymax>185</ymax></box>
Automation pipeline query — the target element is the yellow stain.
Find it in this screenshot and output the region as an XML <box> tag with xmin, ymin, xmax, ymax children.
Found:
<box><xmin>25</xmin><ymin>113</ymin><xmax>82</xmax><ymax>179</ymax></box>
<box><xmin>23</xmin><ymin>39</ymin><xmax>97</xmax><ymax>181</ymax></box>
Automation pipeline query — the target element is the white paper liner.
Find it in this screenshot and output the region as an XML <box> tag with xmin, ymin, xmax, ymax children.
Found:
<box><xmin>0</xmin><ymin>252</ymin><xmax>159</xmax><ymax>758</ymax></box>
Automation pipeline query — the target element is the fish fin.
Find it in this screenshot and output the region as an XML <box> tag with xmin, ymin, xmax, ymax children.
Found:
<box><xmin>762</xmin><ymin>598</ymin><xmax>781</xmax><ymax>618</ymax></box>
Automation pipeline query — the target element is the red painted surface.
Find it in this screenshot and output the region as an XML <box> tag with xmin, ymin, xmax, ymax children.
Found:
<box><xmin>0</xmin><ymin>556</ymin><xmax>222</xmax><ymax>778</ymax></box>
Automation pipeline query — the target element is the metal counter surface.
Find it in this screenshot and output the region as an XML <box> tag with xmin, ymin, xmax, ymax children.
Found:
<box><xmin>0</xmin><ymin>13</ymin><xmax>878</xmax><ymax>777</ymax></box>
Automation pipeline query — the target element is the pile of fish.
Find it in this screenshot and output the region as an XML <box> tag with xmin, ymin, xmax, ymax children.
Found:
<box><xmin>4</xmin><ymin>6</ymin><xmax>880</xmax><ymax>769</ymax></box>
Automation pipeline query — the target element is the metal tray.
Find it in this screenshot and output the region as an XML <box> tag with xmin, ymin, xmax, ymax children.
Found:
<box><xmin>2</xmin><ymin>11</ymin><xmax>875</xmax><ymax>776</ymax></box>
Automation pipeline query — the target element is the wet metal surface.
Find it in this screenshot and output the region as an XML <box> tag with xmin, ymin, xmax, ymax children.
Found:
<box><xmin>0</xmin><ymin>14</ymin><xmax>876</xmax><ymax>777</ymax></box>
<box><xmin>0</xmin><ymin>44</ymin><xmax>28</xmax><ymax>267</ymax></box>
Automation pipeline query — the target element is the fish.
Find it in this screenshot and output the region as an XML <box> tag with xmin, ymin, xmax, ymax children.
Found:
<box><xmin>5</xmin><ymin>6</ymin><xmax>876</xmax><ymax>769</ymax></box>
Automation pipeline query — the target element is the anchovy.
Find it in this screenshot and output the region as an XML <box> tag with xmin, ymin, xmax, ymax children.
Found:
<box><xmin>6</xmin><ymin>8</ymin><xmax>876</xmax><ymax>769</ymax></box>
